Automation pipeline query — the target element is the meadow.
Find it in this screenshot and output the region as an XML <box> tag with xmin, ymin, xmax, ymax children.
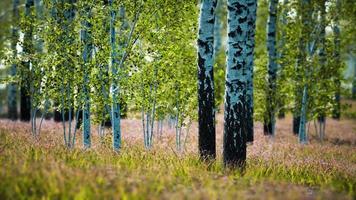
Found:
<box><xmin>1</xmin><ymin>114</ymin><xmax>354</xmax><ymax>200</ymax></box>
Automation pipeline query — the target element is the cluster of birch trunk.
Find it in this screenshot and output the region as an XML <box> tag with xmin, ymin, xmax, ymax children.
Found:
<box><xmin>261</xmin><ymin>0</ymin><xmax>344</xmax><ymax>143</ymax></box>
<box><xmin>197</xmin><ymin>0</ymin><xmax>345</xmax><ymax>168</ymax></box>
<box><xmin>2</xmin><ymin>0</ymin><xmax>351</xmax><ymax>168</ymax></box>
<box><xmin>197</xmin><ymin>0</ymin><xmax>257</xmax><ymax>167</ymax></box>
<box><xmin>5</xmin><ymin>0</ymin><xmax>198</xmax><ymax>151</ymax></box>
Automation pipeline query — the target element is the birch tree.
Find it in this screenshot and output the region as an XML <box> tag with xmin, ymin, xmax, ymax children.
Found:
<box><xmin>109</xmin><ymin>0</ymin><xmax>121</xmax><ymax>151</ymax></box>
<box><xmin>298</xmin><ymin>0</ymin><xmax>320</xmax><ymax>144</ymax></box>
<box><xmin>80</xmin><ymin>1</ymin><xmax>92</xmax><ymax>148</ymax></box>
<box><xmin>293</xmin><ymin>0</ymin><xmax>308</xmax><ymax>136</ymax></box>
<box><xmin>297</xmin><ymin>0</ymin><xmax>310</xmax><ymax>144</ymax></box>
<box><xmin>197</xmin><ymin>0</ymin><xmax>217</xmax><ymax>159</ymax></box>
<box><xmin>264</xmin><ymin>0</ymin><xmax>278</xmax><ymax>136</ymax></box>
<box><xmin>223</xmin><ymin>0</ymin><xmax>257</xmax><ymax>168</ymax></box>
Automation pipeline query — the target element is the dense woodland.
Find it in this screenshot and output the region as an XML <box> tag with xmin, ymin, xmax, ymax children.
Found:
<box><xmin>0</xmin><ymin>0</ymin><xmax>355</xmax><ymax>198</ymax></box>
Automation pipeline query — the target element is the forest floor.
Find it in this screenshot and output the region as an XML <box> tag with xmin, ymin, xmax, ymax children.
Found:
<box><xmin>0</xmin><ymin>113</ymin><xmax>355</xmax><ymax>199</ymax></box>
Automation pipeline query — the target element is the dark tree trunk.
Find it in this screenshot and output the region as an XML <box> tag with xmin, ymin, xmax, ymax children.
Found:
<box><xmin>197</xmin><ymin>0</ymin><xmax>217</xmax><ymax>160</ymax></box>
<box><xmin>20</xmin><ymin>84</ymin><xmax>31</xmax><ymax>122</ymax></box>
<box><xmin>264</xmin><ymin>0</ymin><xmax>278</xmax><ymax>136</ymax></box>
<box><xmin>293</xmin><ymin>116</ymin><xmax>300</xmax><ymax>135</ymax></box>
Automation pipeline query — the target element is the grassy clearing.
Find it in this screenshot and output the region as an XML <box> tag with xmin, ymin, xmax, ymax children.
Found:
<box><xmin>0</xmin><ymin>116</ymin><xmax>355</xmax><ymax>200</ymax></box>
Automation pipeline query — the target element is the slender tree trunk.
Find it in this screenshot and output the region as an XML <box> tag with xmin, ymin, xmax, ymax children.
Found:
<box><xmin>21</xmin><ymin>0</ymin><xmax>34</xmax><ymax>122</ymax></box>
<box><xmin>264</xmin><ymin>0</ymin><xmax>278</xmax><ymax>136</ymax></box>
<box><xmin>148</xmin><ymin>68</ymin><xmax>158</xmax><ymax>148</ymax></box>
<box><xmin>293</xmin><ymin>56</ymin><xmax>304</xmax><ymax>135</ymax></box>
<box><xmin>175</xmin><ymin>88</ymin><xmax>180</xmax><ymax>151</ymax></box>
<box><xmin>197</xmin><ymin>0</ymin><xmax>217</xmax><ymax>160</ymax></box>
<box><xmin>214</xmin><ymin>0</ymin><xmax>222</xmax><ymax>55</ymax></box>
<box><xmin>353</xmin><ymin>57</ymin><xmax>356</xmax><ymax>99</ymax></box>
<box><xmin>293</xmin><ymin>115</ymin><xmax>300</xmax><ymax>135</ymax></box>
<box><xmin>110</xmin><ymin>1</ymin><xmax>121</xmax><ymax>151</ymax></box>
<box><xmin>298</xmin><ymin>0</ymin><xmax>313</xmax><ymax>144</ymax></box>
<box><xmin>246</xmin><ymin>0</ymin><xmax>257</xmax><ymax>142</ymax></box>
<box><xmin>81</xmin><ymin>5</ymin><xmax>92</xmax><ymax>148</ymax></box>
<box><xmin>317</xmin><ymin>0</ymin><xmax>327</xmax><ymax>140</ymax></box>
<box><xmin>293</xmin><ymin>0</ymin><xmax>309</xmax><ymax>135</ymax></box>
<box><xmin>277</xmin><ymin>0</ymin><xmax>288</xmax><ymax>119</ymax></box>
<box><xmin>50</xmin><ymin>1</ymin><xmax>61</xmax><ymax>123</ymax></box>
<box><xmin>101</xmin><ymin>0</ymin><xmax>112</xmax><ymax>128</ymax></box>
<box><xmin>67</xmin><ymin>1</ymin><xmax>76</xmax><ymax>101</ymax></box>
<box><xmin>332</xmin><ymin>0</ymin><xmax>341</xmax><ymax>119</ymax></box>
<box><xmin>54</xmin><ymin>0</ymin><xmax>75</xmax><ymax>125</ymax></box>
<box><xmin>299</xmin><ymin>86</ymin><xmax>308</xmax><ymax>144</ymax></box>
<box><xmin>67</xmin><ymin>0</ymin><xmax>76</xmax><ymax>147</ymax></box>
<box><xmin>7</xmin><ymin>0</ymin><xmax>20</xmax><ymax>120</ymax></box>
<box><xmin>223</xmin><ymin>0</ymin><xmax>256</xmax><ymax>168</ymax></box>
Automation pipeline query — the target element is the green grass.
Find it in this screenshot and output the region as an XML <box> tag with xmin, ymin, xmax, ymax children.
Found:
<box><xmin>0</xmin><ymin>129</ymin><xmax>354</xmax><ymax>200</ymax></box>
